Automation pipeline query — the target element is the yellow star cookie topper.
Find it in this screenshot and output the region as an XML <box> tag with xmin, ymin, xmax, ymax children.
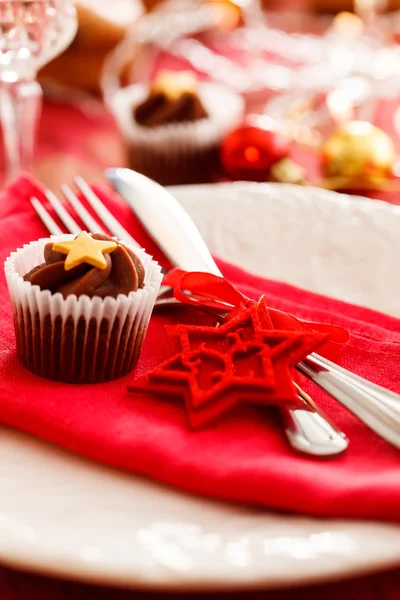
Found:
<box><xmin>152</xmin><ymin>70</ymin><xmax>197</xmax><ymax>101</ymax></box>
<box><xmin>52</xmin><ymin>231</ymin><xmax>117</xmax><ymax>271</ymax></box>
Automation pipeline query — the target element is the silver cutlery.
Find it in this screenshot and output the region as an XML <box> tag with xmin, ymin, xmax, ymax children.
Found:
<box><xmin>31</xmin><ymin>177</ymin><xmax>348</xmax><ymax>458</ymax></box>
<box><xmin>106</xmin><ymin>167</ymin><xmax>400</xmax><ymax>451</ymax></box>
<box><xmin>101</xmin><ymin>171</ymin><xmax>352</xmax><ymax>458</ymax></box>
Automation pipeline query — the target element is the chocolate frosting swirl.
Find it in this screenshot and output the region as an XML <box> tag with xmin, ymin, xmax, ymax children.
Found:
<box><xmin>24</xmin><ymin>233</ymin><xmax>145</xmax><ymax>299</ymax></box>
<box><xmin>134</xmin><ymin>91</ymin><xmax>208</xmax><ymax>127</ymax></box>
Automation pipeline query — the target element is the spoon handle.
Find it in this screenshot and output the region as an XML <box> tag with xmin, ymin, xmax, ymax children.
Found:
<box><xmin>298</xmin><ymin>353</ymin><xmax>400</xmax><ymax>450</ymax></box>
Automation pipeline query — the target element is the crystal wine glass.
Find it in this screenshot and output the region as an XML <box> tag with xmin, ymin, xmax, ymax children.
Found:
<box><xmin>0</xmin><ymin>0</ymin><xmax>77</xmax><ymax>181</ymax></box>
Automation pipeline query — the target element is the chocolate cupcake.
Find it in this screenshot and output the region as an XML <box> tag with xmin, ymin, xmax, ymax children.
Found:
<box><xmin>4</xmin><ymin>232</ymin><xmax>163</xmax><ymax>383</ymax></box>
<box><xmin>108</xmin><ymin>70</ymin><xmax>244</xmax><ymax>186</ymax></box>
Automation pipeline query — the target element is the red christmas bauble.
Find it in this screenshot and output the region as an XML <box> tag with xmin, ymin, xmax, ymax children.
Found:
<box><xmin>220</xmin><ymin>115</ymin><xmax>290</xmax><ymax>182</ymax></box>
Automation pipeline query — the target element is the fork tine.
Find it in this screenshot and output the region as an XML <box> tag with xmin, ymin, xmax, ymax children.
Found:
<box><xmin>60</xmin><ymin>184</ymin><xmax>106</xmax><ymax>234</ymax></box>
<box><xmin>45</xmin><ymin>189</ymin><xmax>81</xmax><ymax>234</ymax></box>
<box><xmin>31</xmin><ymin>197</ymin><xmax>63</xmax><ymax>235</ymax></box>
<box><xmin>74</xmin><ymin>176</ymin><xmax>140</xmax><ymax>249</ymax></box>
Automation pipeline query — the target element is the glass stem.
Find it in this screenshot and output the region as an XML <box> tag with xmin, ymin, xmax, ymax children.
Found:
<box><xmin>0</xmin><ymin>78</ymin><xmax>42</xmax><ymax>182</ymax></box>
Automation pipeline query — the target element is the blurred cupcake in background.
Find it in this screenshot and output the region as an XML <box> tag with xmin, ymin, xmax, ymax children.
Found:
<box><xmin>108</xmin><ymin>69</ymin><xmax>244</xmax><ymax>185</ymax></box>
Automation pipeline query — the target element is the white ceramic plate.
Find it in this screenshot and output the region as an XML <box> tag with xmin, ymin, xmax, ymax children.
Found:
<box><xmin>1</xmin><ymin>183</ymin><xmax>400</xmax><ymax>590</ymax></box>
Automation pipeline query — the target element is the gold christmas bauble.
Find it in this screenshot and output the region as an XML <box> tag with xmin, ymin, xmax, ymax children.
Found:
<box><xmin>321</xmin><ymin>121</ymin><xmax>395</xmax><ymax>185</ymax></box>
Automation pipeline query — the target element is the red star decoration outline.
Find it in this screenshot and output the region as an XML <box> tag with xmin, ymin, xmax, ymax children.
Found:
<box><xmin>129</xmin><ymin>298</ymin><xmax>328</xmax><ymax>429</ymax></box>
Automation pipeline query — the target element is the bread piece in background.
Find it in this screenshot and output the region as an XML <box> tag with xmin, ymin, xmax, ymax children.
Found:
<box><xmin>43</xmin><ymin>0</ymin><xmax>400</xmax><ymax>95</ymax></box>
<box><xmin>38</xmin><ymin>1</ymin><xmax>142</xmax><ymax>94</ymax></box>
<box><xmin>38</xmin><ymin>0</ymin><xmax>243</xmax><ymax>95</ymax></box>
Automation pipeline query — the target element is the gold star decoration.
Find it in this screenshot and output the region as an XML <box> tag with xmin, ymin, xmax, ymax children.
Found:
<box><xmin>152</xmin><ymin>70</ymin><xmax>197</xmax><ymax>101</ymax></box>
<box><xmin>52</xmin><ymin>231</ymin><xmax>117</xmax><ymax>271</ymax></box>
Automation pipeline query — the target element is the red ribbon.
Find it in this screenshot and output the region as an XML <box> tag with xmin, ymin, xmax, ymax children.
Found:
<box><xmin>162</xmin><ymin>268</ymin><xmax>349</xmax><ymax>346</ymax></box>
<box><xmin>163</xmin><ymin>269</ymin><xmax>250</xmax><ymax>312</ymax></box>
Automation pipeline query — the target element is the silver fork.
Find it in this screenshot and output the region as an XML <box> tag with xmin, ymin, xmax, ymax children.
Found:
<box><xmin>30</xmin><ymin>177</ymin><xmax>349</xmax><ymax>457</ymax></box>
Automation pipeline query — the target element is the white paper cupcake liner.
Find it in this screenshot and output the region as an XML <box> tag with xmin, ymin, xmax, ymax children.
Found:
<box><xmin>4</xmin><ymin>235</ymin><xmax>163</xmax><ymax>383</ymax></box>
<box><xmin>108</xmin><ymin>82</ymin><xmax>244</xmax><ymax>185</ymax></box>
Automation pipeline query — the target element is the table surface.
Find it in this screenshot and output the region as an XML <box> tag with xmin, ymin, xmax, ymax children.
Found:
<box><xmin>2</xmin><ymin>96</ymin><xmax>400</xmax><ymax>598</ymax></box>
<box><xmin>0</xmin><ymin>562</ymin><xmax>399</xmax><ymax>600</ymax></box>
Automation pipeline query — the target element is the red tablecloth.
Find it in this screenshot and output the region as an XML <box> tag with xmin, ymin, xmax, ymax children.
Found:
<box><xmin>1</xmin><ymin>95</ymin><xmax>400</xmax><ymax>597</ymax></box>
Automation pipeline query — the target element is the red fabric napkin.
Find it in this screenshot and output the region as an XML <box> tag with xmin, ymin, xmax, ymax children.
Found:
<box><xmin>1</xmin><ymin>175</ymin><xmax>400</xmax><ymax>522</ymax></box>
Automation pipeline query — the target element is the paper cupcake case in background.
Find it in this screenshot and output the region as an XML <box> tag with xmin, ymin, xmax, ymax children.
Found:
<box><xmin>109</xmin><ymin>82</ymin><xmax>245</xmax><ymax>185</ymax></box>
<box><xmin>4</xmin><ymin>235</ymin><xmax>163</xmax><ymax>384</ymax></box>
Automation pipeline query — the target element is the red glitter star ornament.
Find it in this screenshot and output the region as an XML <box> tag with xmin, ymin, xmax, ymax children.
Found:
<box><xmin>128</xmin><ymin>298</ymin><xmax>329</xmax><ymax>429</ymax></box>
